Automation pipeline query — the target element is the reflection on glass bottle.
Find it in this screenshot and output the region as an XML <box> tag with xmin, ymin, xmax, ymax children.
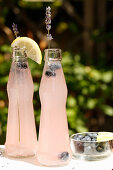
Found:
<box><xmin>37</xmin><ymin>49</ymin><xmax>72</xmax><ymax>166</ymax></box>
<box><xmin>5</xmin><ymin>47</ymin><xmax>37</xmax><ymax>157</ymax></box>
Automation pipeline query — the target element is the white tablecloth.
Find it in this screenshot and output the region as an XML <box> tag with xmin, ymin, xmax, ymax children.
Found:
<box><xmin>0</xmin><ymin>145</ymin><xmax>113</xmax><ymax>170</ymax></box>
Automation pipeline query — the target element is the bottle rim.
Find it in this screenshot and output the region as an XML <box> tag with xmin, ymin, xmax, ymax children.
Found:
<box><xmin>12</xmin><ymin>46</ymin><xmax>27</xmax><ymax>61</ymax></box>
<box><xmin>12</xmin><ymin>46</ymin><xmax>27</xmax><ymax>52</ymax></box>
<box><xmin>44</xmin><ymin>48</ymin><xmax>61</xmax><ymax>53</ymax></box>
<box><xmin>44</xmin><ymin>48</ymin><xmax>62</xmax><ymax>61</ymax></box>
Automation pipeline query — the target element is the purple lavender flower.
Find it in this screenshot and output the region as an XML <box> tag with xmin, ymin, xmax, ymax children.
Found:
<box><xmin>12</xmin><ymin>23</ymin><xmax>19</xmax><ymax>38</ymax></box>
<box><xmin>45</xmin><ymin>18</ymin><xmax>51</xmax><ymax>25</ymax></box>
<box><xmin>45</xmin><ymin>6</ymin><xmax>53</xmax><ymax>42</ymax></box>
<box><xmin>46</xmin><ymin>25</ymin><xmax>51</xmax><ymax>31</ymax></box>
<box><xmin>47</xmin><ymin>34</ymin><xmax>53</xmax><ymax>41</ymax></box>
<box><xmin>46</xmin><ymin>9</ymin><xmax>51</xmax><ymax>15</ymax></box>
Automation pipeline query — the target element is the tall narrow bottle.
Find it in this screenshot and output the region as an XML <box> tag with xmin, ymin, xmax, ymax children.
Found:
<box><xmin>5</xmin><ymin>47</ymin><xmax>37</xmax><ymax>157</ymax></box>
<box><xmin>37</xmin><ymin>49</ymin><xmax>72</xmax><ymax>166</ymax></box>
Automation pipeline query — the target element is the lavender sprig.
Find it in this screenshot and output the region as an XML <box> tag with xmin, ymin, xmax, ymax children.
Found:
<box><xmin>12</xmin><ymin>23</ymin><xmax>19</xmax><ymax>38</ymax></box>
<box><xmin>45</xmin><ymin>6</ymin><xmax>53</xmax><ymax>48</ymax></box>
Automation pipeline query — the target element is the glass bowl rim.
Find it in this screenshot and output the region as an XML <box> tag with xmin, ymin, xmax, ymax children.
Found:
<box><xmin>70</xmin><ymin>131</ymin><xmax>113</xmax><ymax>143</ymax></box>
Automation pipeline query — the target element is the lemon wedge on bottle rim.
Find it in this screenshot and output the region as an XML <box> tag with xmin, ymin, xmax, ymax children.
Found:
<box><xmin>97</xmin><ymin>132</ymin><xmax>113</xmax><ymax>142</ymax></box>
<box><xmin>11</xmin><ymin>37</ymin><xmax>42</xmax><ymax>64</ymax></box>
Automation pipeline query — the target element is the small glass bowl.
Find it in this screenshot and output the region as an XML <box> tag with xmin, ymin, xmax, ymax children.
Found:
<box><xmin>70</xmin><ymin>132</ymin><xmax>113</xmax><ymax>161</ymax></box>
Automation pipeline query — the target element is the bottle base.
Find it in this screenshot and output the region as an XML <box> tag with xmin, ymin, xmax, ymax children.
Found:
<box><xmin>5</xmin><ymin>144</ymin><xmax>37</xmax><ymax>158</ymax></box>
<box><xmin>37</xmin><ymin>151</ymin><xmax>71</xmax><ymax>167</ymax></box>
<box><xmin>5</xmin><ymin>152</ymin><xmax>35</xmax><ymax>158</ymax></box>
<box><xmin>38</xmin><ymin>160</ymin><xmax>70</xmax><ymax>167</ymax></box>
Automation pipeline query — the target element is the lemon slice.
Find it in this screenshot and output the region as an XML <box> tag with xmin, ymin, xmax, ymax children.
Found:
<box><xmin>11</xmin><ymin>37</ymin><xmax>42</xmax><ymax>64</ymax></box>
<box><xmin>97</xmin><ymin>132</ymin><xmax>113</xmax><ymax>142</ymax></box>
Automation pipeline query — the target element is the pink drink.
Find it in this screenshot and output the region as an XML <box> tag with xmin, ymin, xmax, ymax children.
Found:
<box><xmin>37</xmin><ymin>49</ymin><xmax>72</xmax><ymax>166</ymax></box>
<box><xmin>5</xmin><ymin>47</ymin><xmax>37</xmax><ymax>157</ymax></box>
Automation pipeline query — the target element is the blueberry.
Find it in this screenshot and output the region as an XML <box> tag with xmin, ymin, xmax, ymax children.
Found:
<box><xmin>87</xmin><ymin>133</ymin><xmax>98</xmax><ymax>138</ymax></box>
<box><xmin>84</xmin><ymin>145</ymin><xmax>92</xmax><ymax>154</ymax></box>
<box><xmin>45</xmin><ymin>70</ymin><xmax>56</xmax><ymax>77</ymax></box>
<box><xmin>81</xmin><ymin>137</ymin><xmax>86</xmax><ymax>141</ymax></box>
<box><xmin>92</xmin><ymin>133</ymin><xmax>98</xmax><ymax>138</ymax></box>
<box><xmin>87</xmin><ymin>133</ymin><xmax>94</xmax><ymax>138</ymax></box>
<box><xmin>49</xmin><ymin>63</ymin><xmax>61</xmax><ymax>71</ymax></box>
<box><xmin>96</xmin><ymin>143</ymin><xmax>105</xmax><ymax>152</ymax></box>
<box><xmin>22</xmin><ymin>63</ymin><xmax>27</xmax><ymax>69</ymax></box>
<box><xmin>91</xmin><ymin>137</ymin><xmax>97</xmax><ymax>141</ymax></box>
<box><xmin>74</xmin><ymin>134</ymin><xmax>83</xmax><ymax>141</ymax></box>
<box><xmin>86</xmin><ymin>136</ymin><xmax>92</xmax><ymax>141</ymax></box>
<box><xmin>17</xmin><ymin>62</ymin><xmax>22</xmax><ymax>68</ymax></box>
<box><xmin>17</xmin><ymin>62</ymin><xmax>27</xmax><ymax>69</ymax></box>
<box><xmin>86</xmin><ymin>133</ymin><xmax>97</xmax><ymax>141</ymax></box>
<box><xmin>75</xmin><ymin>141</ymin><xmax>84</xmax><ymax>153</ymax></box>
<box><xmin>81</xmin><ymin>136</ymin><xmax>91</xmax><ymax>142</ymax></box>
<box><xmin>78</xmin><ymin>134</ymin><xmax>84</xmax><ymax>140</ymax></box>
<box><xmin>58</xmin><ymin>152</ymin><xmax>69</xmax><ymax>161</ymax></box>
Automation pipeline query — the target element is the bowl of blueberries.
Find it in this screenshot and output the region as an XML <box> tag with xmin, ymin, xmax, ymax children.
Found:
<box><xmin>70</xmin><ymin>132</ymin><xmax>113</xmax><ymax>161</ymax></box>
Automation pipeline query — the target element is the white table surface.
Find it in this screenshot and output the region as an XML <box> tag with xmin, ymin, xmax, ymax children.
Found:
<box><xmin>0</xmin><ymin>145</ymin><xmax>113</xmax><ymax>170</ymax></box>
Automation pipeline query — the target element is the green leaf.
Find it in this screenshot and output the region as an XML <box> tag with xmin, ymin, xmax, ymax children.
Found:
<box><xmin>19</xmin><ymin>1</ymin><xmax>43</xmax><ymax>9</ymax></box>
<box><xmin>78</xmin><ymin>95</ymin><xmax>85</xmax><ymax>106</ymax></box>
<box><xmin>74</xmin><ymin>66</ymin><xmax>85</xmax><ymax>75</ymax></box>
<box><xmin>89</xmin><ymin>84</ymin><xmax>97</xmax><ymax>93</ymax></box>
<box><xmin>0</xmin><ymin>122</ymin><xmax>2</xmax><ymax>135</ymax></box>
<box><xmin>76</xmin><ymin>119</ymin><xmax>88</xmax><ymax>132</ymax></box>
<box><xmin>62</xmin><ymin>52</ymin><xmax>73</xmax><ymax>65</ymax></box>
<box><xmin>89</xmin><ymin>69</ymin><xmax>101</xmax><ymax>81</ymax></box>
<box><xmin>69</xmin><ymin>129</ymin><xmax>75</xmax><ymax>136</ymax></box>
<box><xmin>67</xmin><ymin>108</ymin><xmax>76</xmax><ymax>118</ymax></box>
<box><xmin>100</xmin><ymin>84</ymin><xmax>107</xmax><ymax>91</ymax></box>
<box><xmin>34</xmin><ymin>83</ymin><xmax>39</xmax><ymax>92</ymax></box>
<box><xmin>86</xmin><ymin>98</ymin><xmax>97</xmax><ymax>109</ymax></box>
<box><xmin>101</xmin><ymin>105</ymin><xmax>113</xmax><ymax>116</ymax></box>
<box><xmin>0</xmin><ymin>45</ymin><xmax>11</xmax><ymax>53</ymax></box>
<box><xmin>80</xmin><ymin>80</ymin><xmax>89</xmax><ymax>87</ymax></box>
<box><xmin>81</xmin><ymin>88</ymin><xmax>89</xmax><ymax>95</ymax></box>
<box><xmin>102</xmin><ymin>71</ymin><xmax>113</xmax><ymax>83</ymax></box>
<box><xmin>0</xmin><ymin>61</ymin><xmax>10</xmax><ymax>75</ymax></box>
<box><xmin>67</xmin><ymin>96</ymin><xmax>76</xmax><ymax>107</ymax></box>
<box><xmin>69</xmin><ymin>22</ymin><xmax>79</xmax><ymax>33</ymax></box>
<box><xmin>53</xmin><ymin>0</ymin><xmax>62</xmax><ymax>7</ymax></box>
<box><xmin>0</xmin><ymin>76</ymin><xmax>8</xmax><ymax>84</ymax></box>
<box><xmin>0</xmin><ymin>91</ymin><xmax>7</xmax><ymax>100</ymax></box>
<box><xmin>0</xmin><ymin>54</ymin><xmax>4</xmax><ymax>63</ymax></box>
<box><xmin>0</xmin><ymin>108</ymin><xmax>8</xmax><ymax>115</ymax></box>
<box><xmin>74</xmin><ymin>54</ymin><xmax>80</xmax><ymax>62</ymax></box>
<box><xmin>56</xmin><ymin>22</ymin><xmax>68</xmax><ymax>34</ymax></box>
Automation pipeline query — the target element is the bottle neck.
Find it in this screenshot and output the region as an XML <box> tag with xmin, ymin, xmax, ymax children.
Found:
<box><xmin>44</xmin><ymin>49</ymin><xmax>62</xmax><ymax>62</ymax></box>
<box><xmin>12</xmin><ymin>47</ymin><xmax>28</xmax><ymax>63</ymax></box>
<box><xmin>44</xmin><ymin>49</ymin><xmax>62</xmax><ymax>77</ymax></box>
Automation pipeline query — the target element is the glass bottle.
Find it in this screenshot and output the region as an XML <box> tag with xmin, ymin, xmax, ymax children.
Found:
<box><xmin>37</xmin><ymin>49</ymin><xmax>72</xmax><ymax>166</ymax></box>
<box><xmin>5</xmin><ymin>47</ymin><xmax>37</xmax><ymax>157</ymax></box>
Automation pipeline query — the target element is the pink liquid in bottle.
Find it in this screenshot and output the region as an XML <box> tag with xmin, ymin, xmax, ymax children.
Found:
<box><xmin>5</xmin><ymin>47</ymin><xmax>38</xmax><ymax>157</ymax></box>
<box><xmin>37</xmin><ymin>49</ymin><xmax>72</xmax><ymax>166</ymax></box>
